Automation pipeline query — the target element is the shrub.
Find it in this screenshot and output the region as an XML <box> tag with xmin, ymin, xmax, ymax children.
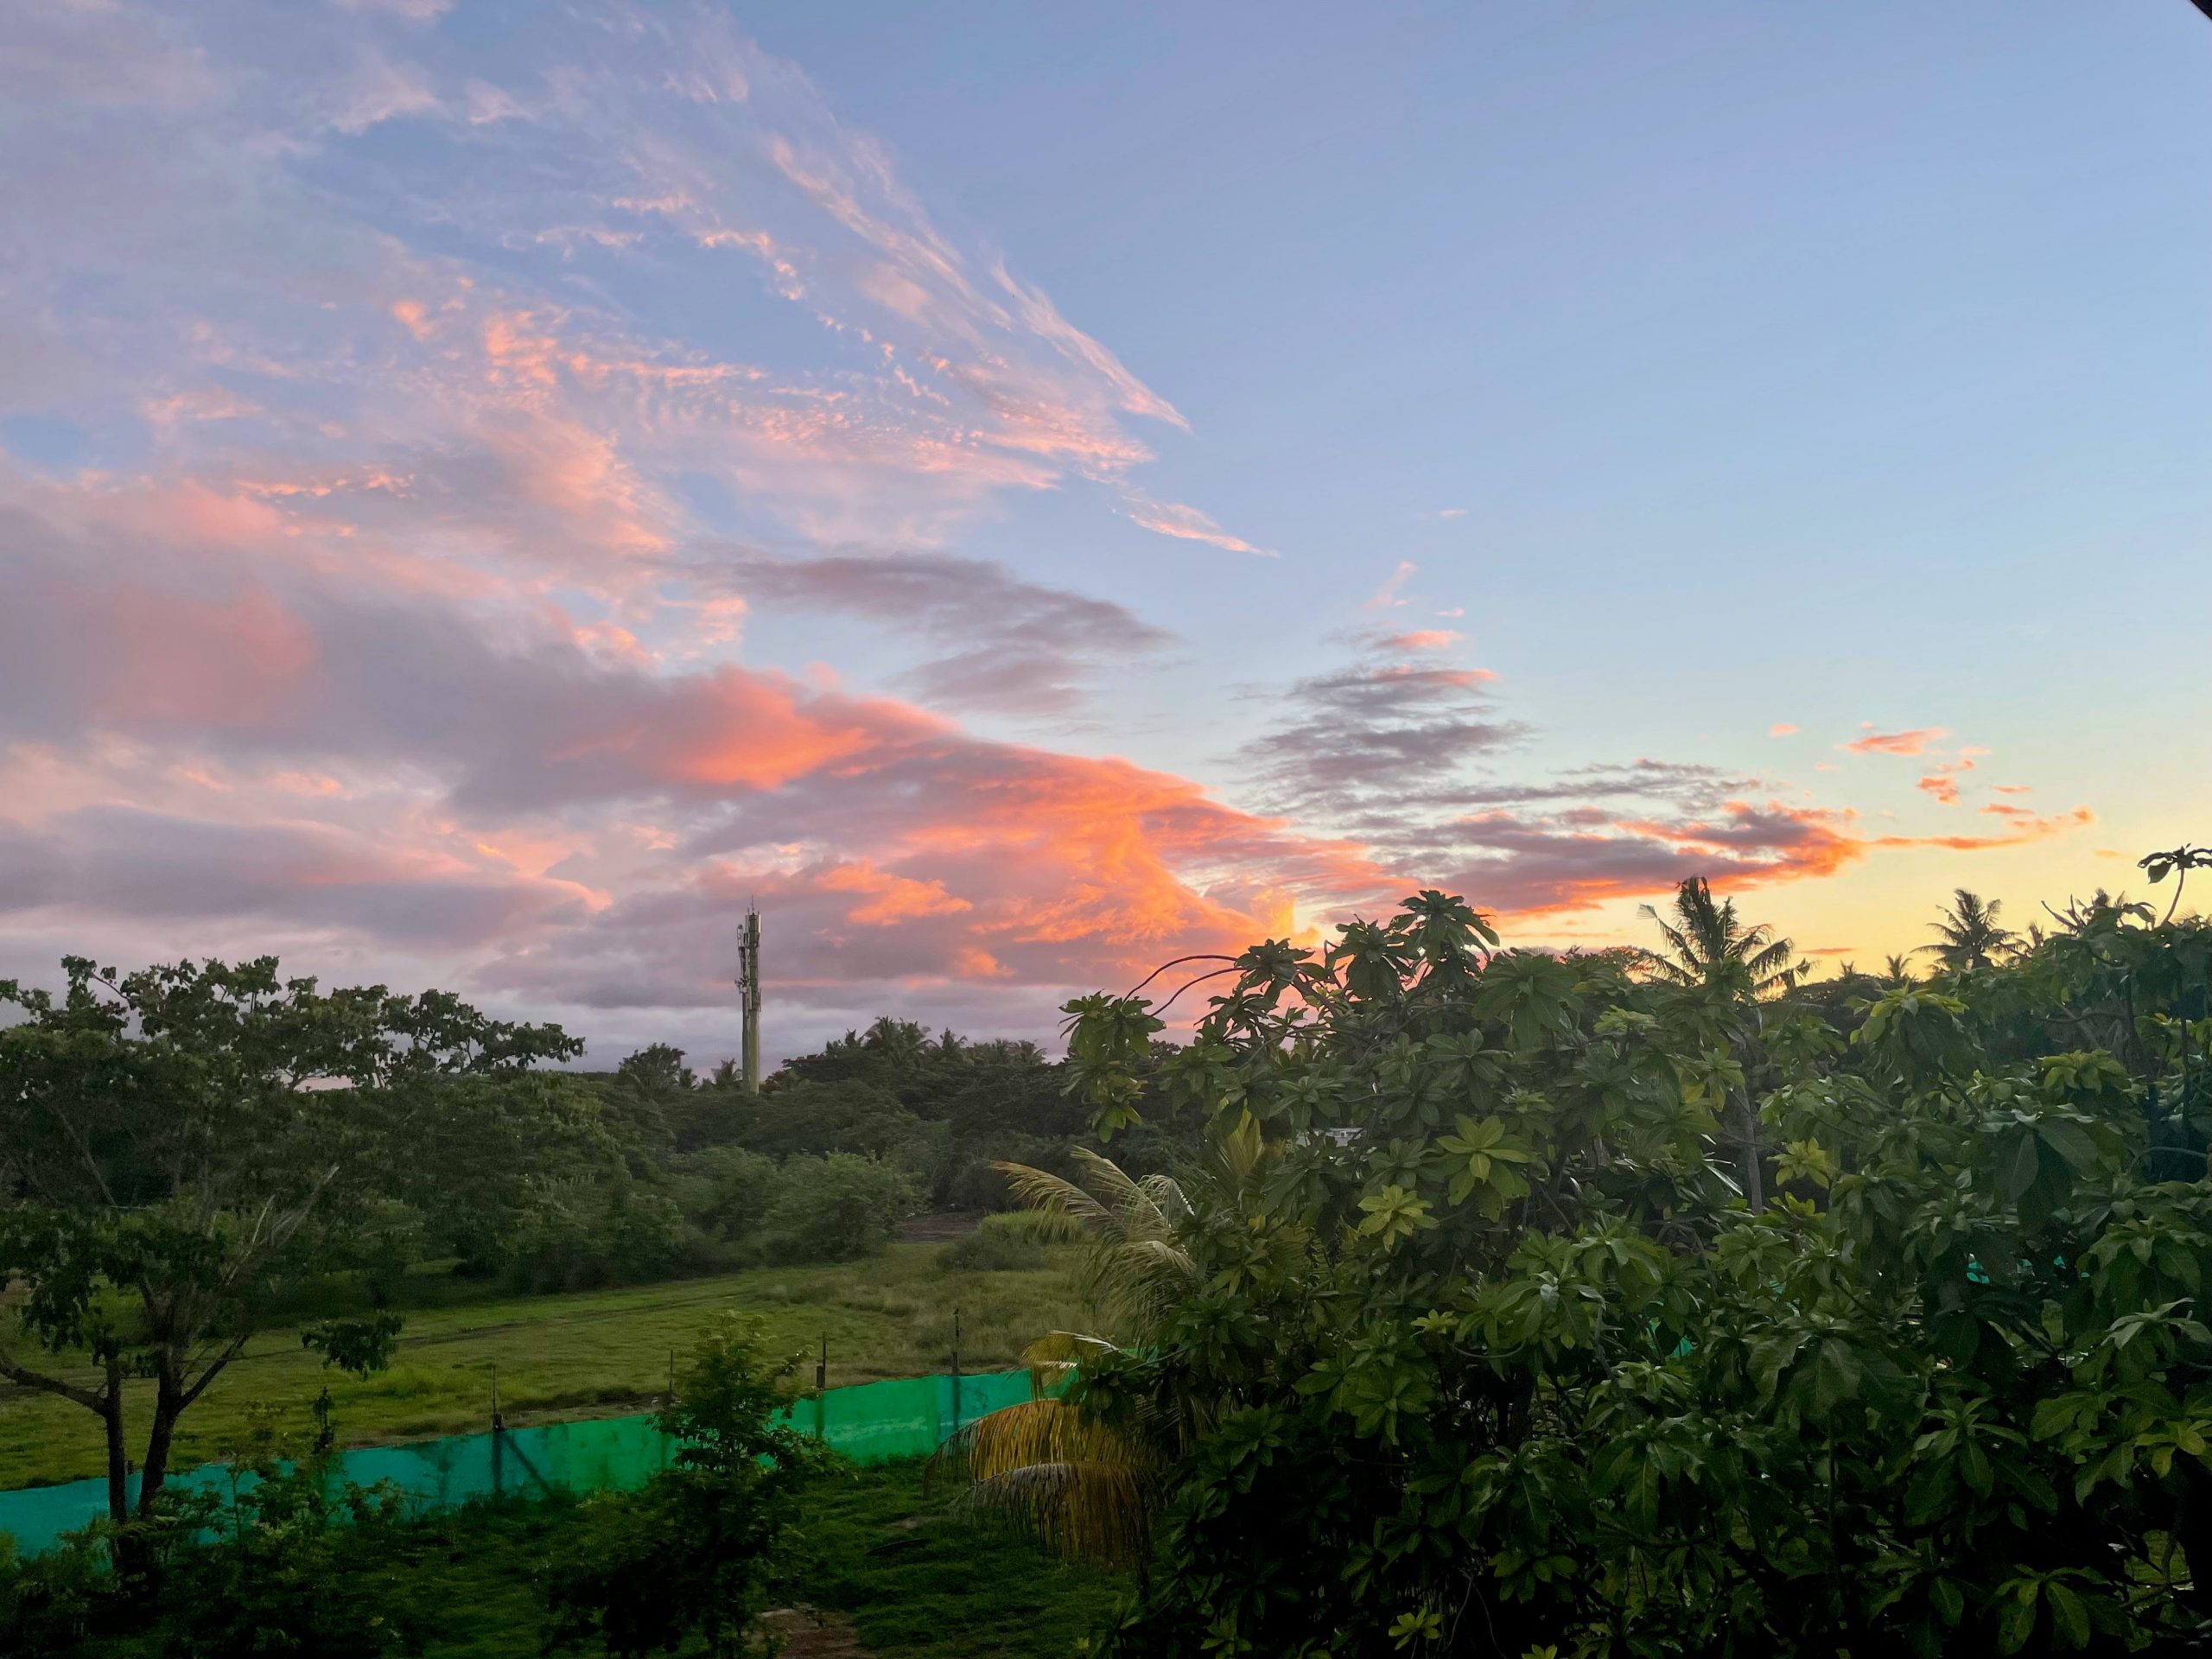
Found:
<box><xmin>0</xmin><ymin>1530</ymin><xmax>107</xmax><ymax>1656</ymax></box>
<box><xmin>670</xmin><ymin>1145</ymin><xmax>779</xmax><ymax>1243</ymax></box>
<box><xmin>758</xmin><ymin>1153</ymin><xmax>914</xmax><ymax>1265</ymax></box>
<box><xmin>501</xmin><ymin>1177</ymin><xmax>712</xmax><ymax>1293</ymax></box>
<box><xmin>150</xmin><ymin>1455</ymin><xmax>424</xmax><ymax>1657</ymax></box>
<box><xmin>543</xmin><ymin>1315</ymin><xmax>830</xmax><ymax>1656</ymax></box>
<box><xmin>939</xmin><ymin>1211</ymin><xmax>1052</xmax><ymax>1273</ymax></box>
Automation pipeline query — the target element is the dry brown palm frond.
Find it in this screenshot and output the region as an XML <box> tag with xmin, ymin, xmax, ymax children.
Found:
<box><xmin>931</xmin><ymin>1396</ymin><xmax>1161</xmax><ymax>1568</ymax></box>
<box><xmin>1019</xmin><ymin>1330</ymin><xmax>1122</xmax><ymax>1388</ymax></box>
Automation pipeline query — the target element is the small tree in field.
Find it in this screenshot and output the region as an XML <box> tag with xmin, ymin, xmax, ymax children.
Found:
<box><xmin>546</xmin><ymin>1315</ymin><xmax>830</xmax><ymax>1656</ymax></box>
<box><xmin>0</xmin><ymin>956</ymin><xmax>586</xmax><ymax>1555</ymax></box>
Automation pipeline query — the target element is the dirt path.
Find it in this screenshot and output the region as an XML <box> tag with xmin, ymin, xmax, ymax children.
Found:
<box><xmin>762</xmin><ymin>1607</ymin><xmax>876</xmax><ymax>1656</ymax></box>
<box><xmin>897</xmin><ymin>1211</ymin><xmax>983</xmax><ymax>1243</ymax></box>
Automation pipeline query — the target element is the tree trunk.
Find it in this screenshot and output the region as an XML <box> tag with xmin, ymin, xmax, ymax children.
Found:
<box><xmin>1738</xmin><ymin>1088</ymin><xmax>1765</xmax><ymax>1211</ymax></box>
<box><xmin>135</xmin><ymin>1375</ymin><xmax>183</xmax><ymax>1521</ymax></box>
<box><xmin>101</xmin><ymin>1356</ymin><xmax>130</xmax><ymax>1529</ymax></box>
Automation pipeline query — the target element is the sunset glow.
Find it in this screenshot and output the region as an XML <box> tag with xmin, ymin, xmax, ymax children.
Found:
<box><xmin>2</xmin><ymin>3</ymin><xmax>2206</xmax><ymax>1060</ymax></box>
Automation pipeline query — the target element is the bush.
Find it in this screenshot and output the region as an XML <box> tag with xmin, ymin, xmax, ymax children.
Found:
<box><xmin>670</xmin><ymin>1145</ymin><xmax>779</xmax><ymax>1243</ymax></box>
<box><xmin>758</xmin><ymin>1153</ymin><xmax>914</xmax><ymax>1265</ymax></box>
<box><xmin>149</xmin><ymin>1456</ymin><xmax>424</xmax><ymax>1657</ymax></box>
<box><xmin>0</xmin><ymin>1530</ymin><xmax>106</xmax><ymax>1656</ymax></box>
<box><xmin>544</xmin><ymin>1316</ymin><xmax>830</xmax><ymax>1656</ymax></box>
<box><xmin>939</xmin><ymin>1211</ymin><xmax>1052</xmax><ymax>1273</ymax></box>
<box><xmin>501</xmin><ymin>1177</ymin><xmax>714</xmax><ymax>1293</ymax></box>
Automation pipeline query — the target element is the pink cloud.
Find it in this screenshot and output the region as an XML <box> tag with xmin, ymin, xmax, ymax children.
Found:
<box><xmin>1383</xmin><ymin>629</ymin><xmax>1465</xmax><ymax>652</ymax></box>
<box><xmin>1841</xmin><ymin>726</ymin><xmax>1948</xmax><ymax>756</ymax></box>
<box><xmin>1769</xmin><ymin>722</ymin><xmax>1798</xmax><ymax>737</ymax></box>
<box><xmin>1363</xmin><ymin>561</ymin><xmax>1417</xmax><ymax>610</ymax></box>
<box><xmin>1119</xmin><ymin>493</ymin><xmax>1271</xmax><ymax>556</ymax></box>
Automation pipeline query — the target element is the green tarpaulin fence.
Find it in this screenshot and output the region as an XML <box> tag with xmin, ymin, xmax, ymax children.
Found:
<box><xmin>0</xmin><ymin>1368</ymin><xmax>1038</xmax><ymax>1559</ymax></box>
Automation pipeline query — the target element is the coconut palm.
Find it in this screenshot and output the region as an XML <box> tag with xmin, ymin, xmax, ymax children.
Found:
<box><xmin>937</xmin><ymin>1118</ymin><xmax>1283</xmax><ymax>1569</ymax></box>
<box><xmin>1879</xmin><ymin>953</ymin><xmax>1916</xmax><ymax>989</ymax></box>
<box><xmin>1638</xmin><ymin>877</ymin><xmax>1804</xmax><ymax>1210</ymax></box>
<box><xmin>1920</xmin><ymin>888</ymin><xmax>2019</xmax><ymax>973</ymax></box>
<box><xmin>992</xmin><ymin>1147</ymin><xmax>1196</xmax><ymax>1342</ymax></box>
<box><xmin>1637</xmin><ymin>876</ymin><xmax>1804</xmax><ymax>999</ymax></box>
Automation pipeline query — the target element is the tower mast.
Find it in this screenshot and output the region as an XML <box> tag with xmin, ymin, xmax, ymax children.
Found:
<box><xmin>736</xmin><ymin>908</ymin><xmax>762</xmax><ymax>1094</ymax></box>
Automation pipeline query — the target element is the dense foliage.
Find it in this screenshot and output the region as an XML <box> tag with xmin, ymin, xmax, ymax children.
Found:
<box><xmin>1</xmin><ymin>1319</ymin><xmax>829</xmax><ymax>1658</ymax></box>
<box><xmin>545</xmin><ymin>1315</ymin><xmax>830</xmax><ymax>1656</ymax></box>
<box><xmin>0</xmin><ymin>957</ymin><xmax>583</xmax><ymax>1537</ymax></box>
<box><xmin>501</xmin><ymin>1018</ymin><xmax>1161</xmax><ymax>1289</ymax></box>
<box><xmin>1048</xmin><ymin>882</ymin><xmax>2212</xmax><ymax>1656</ymax></box>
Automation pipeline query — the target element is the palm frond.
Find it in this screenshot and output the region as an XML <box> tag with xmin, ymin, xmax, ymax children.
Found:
<box><xmin>933</xmin><ymin>1397</ymin><xmax>1160</xmax><ymax>1567</ymax></box>
<box><xmin>993</xmin><ymin>1160</ymin><xmax>1113</xmax><ymax>1230</ymax></box>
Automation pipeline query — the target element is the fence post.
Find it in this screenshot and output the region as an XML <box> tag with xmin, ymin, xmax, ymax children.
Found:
<box><xmin>950</xmin><ymin>1306</ymin><xmax>963</xmax><ymax>1437</ymax></box>
<box><xmin>815</xmin><ymin>1335</ymin><xmax>827</xmax><ymax>1442</ymax></box>
<box><xmin>490</xmin><ymin>1363</ymin><xmax>504</xmax><ymax>1498</ymax></box>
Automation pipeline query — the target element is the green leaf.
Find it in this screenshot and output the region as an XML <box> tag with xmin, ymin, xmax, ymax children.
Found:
<box><xmin>2044</xmin><ymin>1582</ymin><xmax>2090</xmax><ymax>1649</ymax></box>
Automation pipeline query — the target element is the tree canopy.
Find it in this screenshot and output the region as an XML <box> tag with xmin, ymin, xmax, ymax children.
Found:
<box><xmin>1038</xmin><ymin>878</ymin><xmax>2212</xmax><ymax>1656</ymax></box>
<box><xmin>0</xmin><ymin>956</ymin><xmax>585</xmax><ymax>1541</ymax></box>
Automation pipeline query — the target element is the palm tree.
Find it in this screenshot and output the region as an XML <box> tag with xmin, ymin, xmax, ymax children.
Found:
<box><xmin>1638</xmin><ymin>878</ymin><xmax>1802</xmax><ymax>1211</ymax></box>
<box><xmin>1919</xmin><ymin>888</ymin><xmax>2019</xmax><ymax>973</ymax></box>
<box><xmin>1879</xmin><ymin>954</ymin><xmax>1916</xmax><ymax>989</ymax></box>
<box><xmin>936</xmin><ymin>1121</ymin><xmax>1282</xmax><ymax>1568</ymax></box>
<box><xmin>1637</xmin><ymin>877</ymin><xmax>1805</xmax><ymax>1000</ymax></box>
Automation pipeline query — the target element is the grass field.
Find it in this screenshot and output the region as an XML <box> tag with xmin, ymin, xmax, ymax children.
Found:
<box><xmin>0</xmin><ymin>1243</ymin><xmax>1089</xmax><ymax>1491</ymax></box>
<box><xmin>58</xmin><ymin>1459</ymin><xmax>1127</xmax><ymax>1657</ymax></box>
<box><xmin>414</xmin><ymin>1460</ymin><xmax>1125</xmax><ymax>1658</ymax></box>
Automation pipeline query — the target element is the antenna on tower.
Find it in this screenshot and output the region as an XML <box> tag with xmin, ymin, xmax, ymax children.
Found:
<box><xmin>734</xmin><ymin>906</ymin><xmax>762</xmax><ymax>1095</ymax></box>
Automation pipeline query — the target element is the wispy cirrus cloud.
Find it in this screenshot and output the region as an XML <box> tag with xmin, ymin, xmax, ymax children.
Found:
<box><xmin>1118</xmin><ymin>493</ymin><xmax>1273</xmax><ymax>556</ymax></box>
<box><xmin>0</xmin><ymin>2</ymin><xmax>2101</xmax><ymax>1057</ymax></box>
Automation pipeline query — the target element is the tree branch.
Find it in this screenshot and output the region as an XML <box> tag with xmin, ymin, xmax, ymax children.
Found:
<box><xmin>181</xmin><ymin>1329</ymin><xmax>254</xmax><ymax>1410</ymax></box>
<box><xmin>0</xmin><ymin>1341</ymin><xmax>107</xmax><ymax>1415</ymax></box>
<box><xmin>42</xmin><ymin>1098</ymin><xmax>120</xmax><ymax>1211</ymax></box>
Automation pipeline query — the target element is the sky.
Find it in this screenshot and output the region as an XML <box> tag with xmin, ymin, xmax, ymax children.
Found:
<box><xmin>2</xmin><ymin>1</ymin><xmax>2208</xmax><ymax>1066</ymax></box>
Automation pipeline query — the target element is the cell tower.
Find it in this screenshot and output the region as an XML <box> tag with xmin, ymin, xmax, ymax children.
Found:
<box><xmin>735</xmin><ymin>907</ymin><xmax>762</xmax><ymax>1094</ymax></box>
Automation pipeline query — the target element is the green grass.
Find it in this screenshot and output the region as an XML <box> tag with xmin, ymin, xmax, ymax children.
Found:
<box><xmin>60</xmin><ymin>1462</ymin><xmax>1128</xmax><ymax>1657</ymax></box>
<box><xmin>796</xmin><ymin>1459</ymin><xmax>1126</xmax><ymax>1657</ymax></box>
<box><xmin>0</xmin><ymin>1244</ymin><xmax>1087</xmax><ymax>1491</ymax></box>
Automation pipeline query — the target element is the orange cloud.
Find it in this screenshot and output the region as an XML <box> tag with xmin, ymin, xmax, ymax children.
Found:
<box><xmin>1872</xmin><ymin>806</ymin><xmax>2093</xmax><ymax>852</ymax></box>
<box><xmin>1383</xmin><ymin>629</ymin><xmax>1465</xmax><ymax>652</ymax></box>
<box><xmin>815</xmin><ymin>860</ymin><xmax>973</xmax><ymax>925</ymax></box>
<box><xmin>1842</xmin><ymin>726</ymin><xmax>1948</xmax><ymax>755</ymax></box>
<box><xmin>1769</xmin><ymin>722</ymin><xmax>1798</xmax><ymax>737</ymax></box>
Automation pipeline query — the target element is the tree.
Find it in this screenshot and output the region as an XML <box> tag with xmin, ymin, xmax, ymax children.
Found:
<box><xmin>941</xmin><ymin>1123</ymin><xmax>1283</xmax><ymax>1568</ymax></box>
<box><xmin>545</xmin><ymin>1315</ymin><xmax>830</xmax><ymax>1656</ymax></box>
<box><xmin>0</xmin><ymin>956</ymin><xmax>582</xmax><ymax>1549</ymax></box>
<box><xmin>1637</xmin><ymin>874</ymin><xmax>1802</xmax><ymax>997</ymax></box>
<box><xmin>1035</xmin><ymin>882</ymin><xmax>2212</xmax><ymax>1656</ymax></box>
<box><xmin>1921</xmin><ymin>887</ymin><xmax>2020</xmax><ymax>972</ymax></box>
<box><xmin>1637</xmin><ymin>875</ymin><xmax>1803</xmax><ymax>1206</ymax></box>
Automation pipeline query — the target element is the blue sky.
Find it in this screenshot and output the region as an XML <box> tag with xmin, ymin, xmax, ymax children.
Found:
<box><xmin>0</xmin><ymin>1</ymin><xmax>2205</xmax><ymax>1060</ymax></box>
